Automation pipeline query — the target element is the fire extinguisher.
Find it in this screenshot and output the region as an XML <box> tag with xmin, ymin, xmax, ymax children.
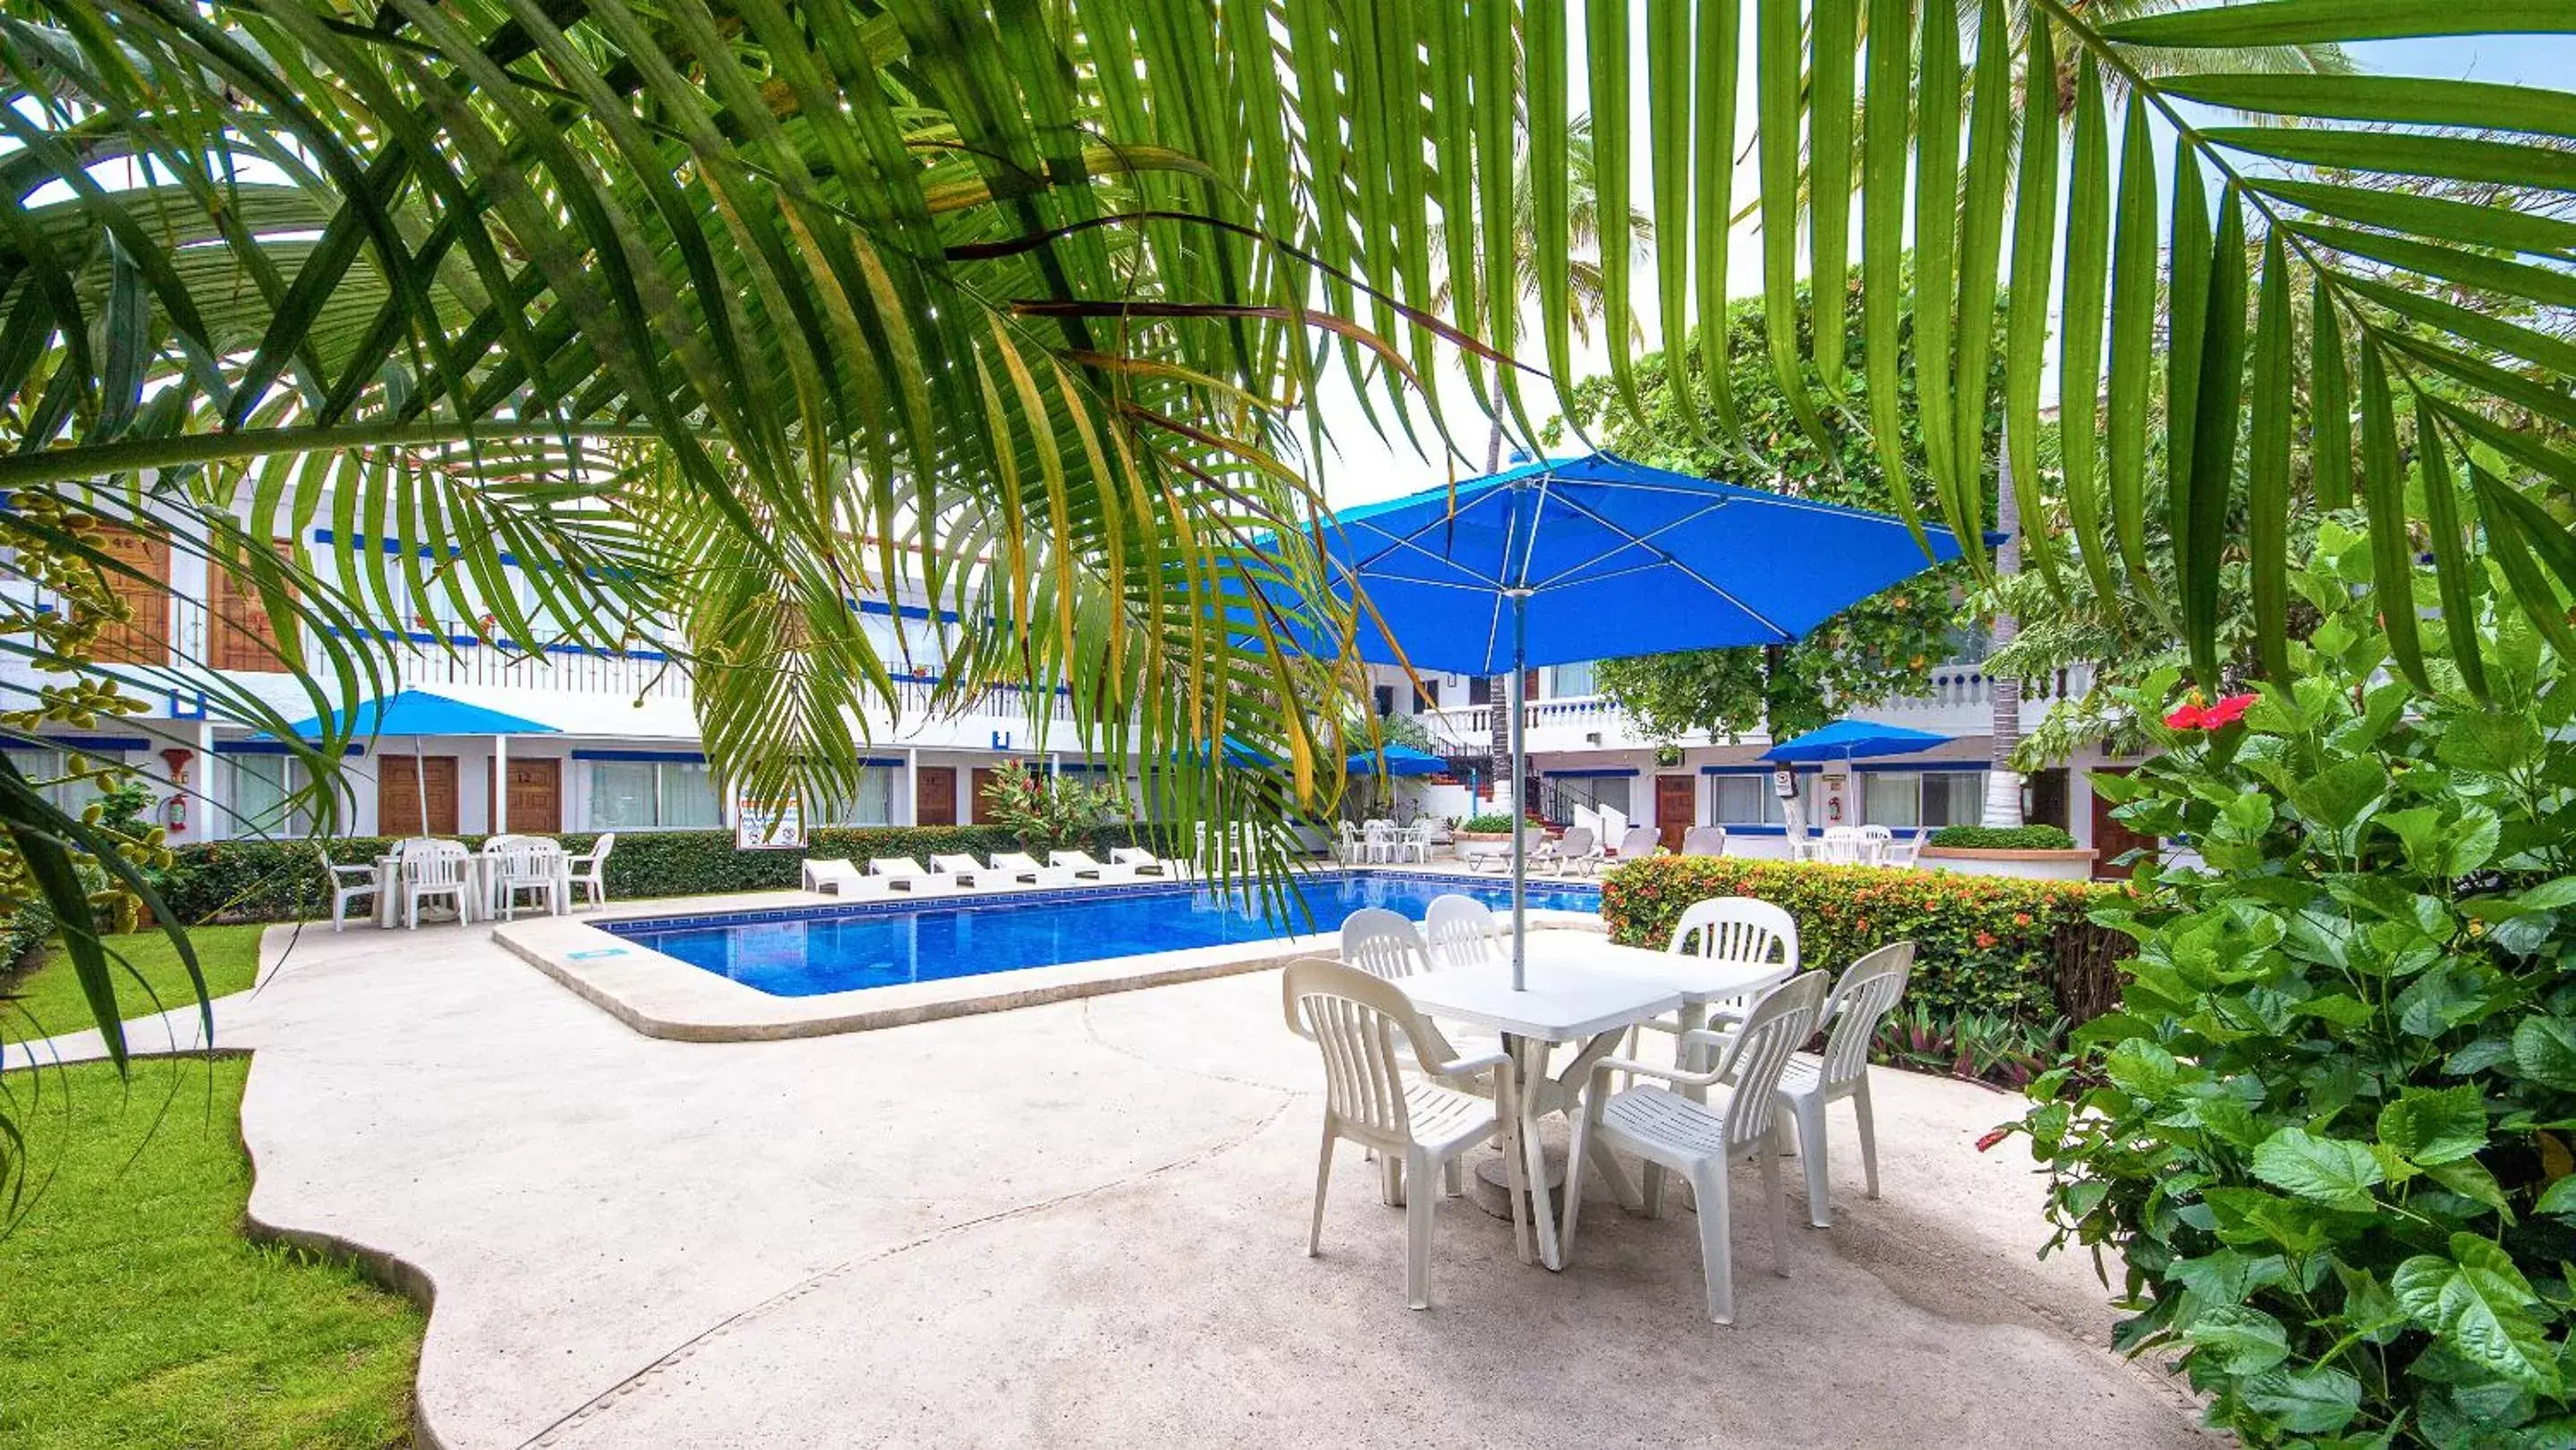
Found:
<box><xmin>159</xmin><ymin>746</ymin><xmax>193</xmax><ymax>837</ymax></box>
<box><xmin>1826</xmin><ymin>793</ymin><xmax>1845</xmax><ymax>824</ymax></box>
<box><xmin>164</xmin><ymin>793</ymin><xmax>189</xmax><ymax>833</ymax></box>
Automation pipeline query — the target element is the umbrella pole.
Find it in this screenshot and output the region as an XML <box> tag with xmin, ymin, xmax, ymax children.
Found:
<box><xmin>1509</xmin><ymin>591</ymin><xmax>1529</xmax><ymax>993</ymax></box>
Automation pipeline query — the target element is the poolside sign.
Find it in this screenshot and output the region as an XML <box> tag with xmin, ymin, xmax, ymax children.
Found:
<box><xmin>735</xmin><ymin>795</ymin><xmax>805</xmax><ymax>850</ymax></box>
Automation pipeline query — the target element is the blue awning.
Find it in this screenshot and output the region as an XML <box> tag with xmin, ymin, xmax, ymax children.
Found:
<box><xmin>262</xmin><ymin>689</ymin><xmax>563</xmax><ymax>740</ymax></box>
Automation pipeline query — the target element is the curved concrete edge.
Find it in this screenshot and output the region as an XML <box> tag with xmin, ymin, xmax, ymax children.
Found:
<box><xmin>235</xmin><ymin>1199</ymin><xmax>447</xmax><ymax>1450</ymax></box>
<box><xmin>496</xmin><ymin>905</ymin><xmax>1607</xmax><ymax>1042</ymax></box>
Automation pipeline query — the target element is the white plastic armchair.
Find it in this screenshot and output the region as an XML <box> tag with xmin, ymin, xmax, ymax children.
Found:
<box><xmin>565</xmin><ymin>832</ymin><xmax>616</xmax><ymax>908</ymax></box>
<box><xmin>1422</xmin><ymin>895</ymin><xmax>1503</xmax><ymax>969</ymax></box>
<box><xmin>1680</xmin><ymin>825</ymin><xmax>1728</xmax><ymax>857</ymax></box>
<box><xmin>1281</xmin><ymin>957</ymin><xmax>1520</xmax><ymax>1310</ymax></box>
<box><xmin>1882</xmin><ymin>827</ymin><xmax>1932</xmax><ymax>869</ymax></box>
<box><xmin>870</xmin><ymin>857</ymin><xmax>962</xmax><ymax>894</ymax></box>
<box><xmin>398</xmin><ymin>838</ymin><xmax>472</xmax><ymax>928</ymax></box>
<box><xmin>1339</xmin><ymin>907</ymin><xmax>1430</xmax><ymax>981</ymax></box>
<box><xmin>492</xmin><ymin>837</ymin><xmax>567</xmax><ymax>919</ymax></box>
<box><xmin>1565</xmin><ymin>970</ymin><xmax>1830</xmax><ymax>1324</ymax></box>
<box><xmin>319</xmin><ymin>846</ymin><xmax>380</xmax><ymax>932</ymax></box>
<box><xmin>1732</xmin><ymin>941</ymin><xmax>1915</xmax><ymax>1227</ymax></box>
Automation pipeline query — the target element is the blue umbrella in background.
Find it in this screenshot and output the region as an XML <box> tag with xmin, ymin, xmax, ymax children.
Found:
<box><xmin>1765</xmin><ymin>719</ymin><xmax>1953</xmax><ymax>763</ymax></box>
<box><xmin>264</xmin><ymin>688</ymin><xmax>561</xmax><ymax>837</ymax></box>
<box><xmin>1304</xmin><ymin>450</ymin><xmax>1989</xmax><ymax>988</ymax></box>
<box><xmin>1347</xmin><ymin>743</ymin><xmax>1449</xmax><ymax>776</ymax></box>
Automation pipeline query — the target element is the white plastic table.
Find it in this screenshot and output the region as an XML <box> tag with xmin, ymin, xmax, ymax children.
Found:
<box><xmin>1398</xmin><ymin>953</ymin><xmax>1681</xmax><ymax>1272</ymax></box>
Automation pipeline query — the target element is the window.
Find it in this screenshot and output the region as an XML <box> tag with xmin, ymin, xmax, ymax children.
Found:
<box><xmin>814</xmin><ymin>766</ymin><xmax>897</xmax><ymax>827</ymax></box>
<box><xmin>1415</xmin><ymin>678</ymin><xmax>1440</xmax><ymax>711</ymax></box>
<box><xmin>1467</xmin><ymin>676</ymin><xmax>1493</xmax><ymax>706</ymax></box>
<box><xmin>1858</xmin><ymin>770</ymin><xmax>1986</xmax><ymax>830</ymax></box>
<box><xmin>1709</xmin><ymin>773</ymin><xmax>1787</xmax><ymax>826</ymax></box>
<box><xmin>588</xmin><ymin>762</ymin><xmax>659</xmax><ymax>829</ymax></box>
<box><xmin>585</xmin><ymin>759</ymin><xmax>728</xmax><ymax>830</ymax></box>
<box><xmin>1548</xmin><ymin>661</ymin><xmax>1597</xmax><ymax>697</ymax></box>
<box><xmin>1552</xmin><ymin>774</ymin><xmax>1629</xmax><ymax>817</ymax></box>
<box><xmin>1373</xmin><ymin>684</ymin><xmax>1396</xmax><ymax>716</ymax></box>
<box><xmin>225</xmin><ymin>754</ymin><xmax>304</xmax><ymax>834</ymax></box>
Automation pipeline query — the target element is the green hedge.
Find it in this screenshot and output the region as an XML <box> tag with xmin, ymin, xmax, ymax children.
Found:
<box><xmin>1926</xmin><ymin>823</ymin><xmax>2079</xmax><ymax>850</ymax></box>
<box><xmin>1598</xmin><ymin>855</ymin><xmax>2122</xmax><ymax>1028</ymax></box>
<box><xmin>1</xmin><ymin>898</ymin><xmax>57</xmax><ymax>972</ymax></box>
<box><xmin>157</xmin><ymin>823</ymin><xmax>1152</xmax><ymax>925</ymax></box>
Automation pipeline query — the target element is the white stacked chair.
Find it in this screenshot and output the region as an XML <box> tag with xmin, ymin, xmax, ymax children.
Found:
<box><xmin>399</xmin><ymin>837</ymin><xmax>472</xmax><ymax>928</ymax></box>
<box><xmin>1737</xmin><ymin>942</ymin><xmax>1915</xmax><ymax>1227</ymax></box>
<box><xmin>1281</xmin><ymin>957</ymin><xmax>1518</xmax><ymax>1311</ymax></box>
<box><xmin>492</xmin><ymin>837</ymin><xmax>567</xmax><ymax>920</ymax></box>
<box><xmin>1566</xmin><ymin>971</ymin><xmax>1831</xmax><ymax>1325</ymax></box>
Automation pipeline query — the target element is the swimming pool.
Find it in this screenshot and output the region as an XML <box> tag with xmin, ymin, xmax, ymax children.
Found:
<box><xmin>604</xmin><ymin>871</ymin><xmax>1601</xmax><ymax>998</ymax></box>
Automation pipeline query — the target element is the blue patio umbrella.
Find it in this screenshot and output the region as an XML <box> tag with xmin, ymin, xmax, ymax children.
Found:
<box><xmin>1348</xmin><ymin>743</ymin><xmax>1448</xmax><ymax>776</ymax></box>
<box><xmin>1300</xmin><ymin>450</ymin><xmax>1988</xmax><ymax>988</ymax></box>
<box><xmin>263</xmin><ymin>689</ymin><xmax>560</xmax><ymax>836</ymax></box>
<box><xmin>1765</xmin><ymin>719</ymin><xmax>1953</xmax><ymax>763</ymax></box>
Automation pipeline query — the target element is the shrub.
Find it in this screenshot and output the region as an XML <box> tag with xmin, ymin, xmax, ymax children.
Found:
<box><xmin>1597</xmin><ymin>854</ymin><xmax>2114</xmax><ymax>1029</ymax></box>
<box><xmin>2012</xmin><ymin>526</ymin><xmax>2576</xmax><ymax>1446</ymax></box>
<box><xmin>157</xmin><ymin>823</ymin><xmax>1150</xmax><ymax>925</ymax></box>
<box><xmin>1456</xmin><ymin>814</ymin><xmax>1518</xmax><ymax>833</ymax></box>
<box><xmin>1928</xmin><ymin>823</ymin><xmax>2078</xmax><ymax>850</ymax></box>
<box><xmin>975</xmin><ymin>766</ymin><xmax>1119</xmax><ymax>854</ymax></box>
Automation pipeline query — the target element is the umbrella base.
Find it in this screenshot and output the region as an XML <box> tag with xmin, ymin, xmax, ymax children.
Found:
<box><xmin>1467</xmin><ymin>1147</ymin><xmax>1567</xmax><ymax>1223</ymax></box>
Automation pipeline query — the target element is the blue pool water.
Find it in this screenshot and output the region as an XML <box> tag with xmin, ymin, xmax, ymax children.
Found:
<box><xmin>605</xmin><ymin>871</ymin><xmax>1602</xmax><ymax>997</ymax></box>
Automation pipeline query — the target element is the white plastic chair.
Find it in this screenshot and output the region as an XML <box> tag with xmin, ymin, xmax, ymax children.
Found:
<box><xmin>1614</xmin><ymin>824</ymin><xmax>1661</xmax><ymax>860</ymax></box>
<box><xmin>1361</xmin><ymin>820</ymin><xmax>1395</xmax><ymax>865</ymax></box>
<box><xmin>1281</xmin><ymin>957</ymin><xmax>1518</xmax><ymax>1310</ymax></box>
<box><xmin>1335</xmin><ymin>821</ymin><xmax>1364</xmax><ymax>865</ymax></box>
<box><xmin>1339</xmin><ymin>907</ymin><xmax>1429</xmax><ymax>981</ymax></box>
<box><xmin>1817</xmin><ymin>826</ymin><xmax>1865</xmax><ymax>865</ymax></box>
<box><xmin>1567</xmin><ymin>970</ymin><xmax>1831</xmax><ymax>1324</ymax></box>
<box><xmin>319</xmin><ymin>846</ymin><xmax>380</xmax><ymax>932</ymax></box>
<box><xmin>565</xmin><ymin>832</ymin><xmax>615</xmax><ymax>908</ymax></box>
<box><xmin>399</xmin><ymin>838</ymin><xmax>472</xmax><ymax>929</ymax></box>
<box><xmin>493</xmin><ymin>837</ymin><xmax>567</xmax><ymax>920</ymax></box>
<box><xmin>1856</xmin><ymin>823</ymin><xmax>1894</xmax><ymax>866</ymax></box>
<box><xmin>1882</xmin><ymin>827</ymin><xmax>1931</xmax><ymax>868</ymax></box>
<box><xmin>1680</xmin><ymin>825</ymin><xmax>1728</xmax><ymax>857</ymax></box>
<box><xmin>1422</xmin><ymin>894</ymin><xmax>1503</xmax><ymax>969</ymax></box>
<box><xmin>1734</xmin><ymin>942</ymin><xmax>1916</xmax><ymax>1227</ymax></box>
<box><xmin>1622</xmin><ymin>898</ymin><xmax>1802</xmax><ymax>1077</ymax></box>
<box><xmin>1397</xmin><ymin>824</ymin><xmax>1432</xmax><ymax>863</ymax></box>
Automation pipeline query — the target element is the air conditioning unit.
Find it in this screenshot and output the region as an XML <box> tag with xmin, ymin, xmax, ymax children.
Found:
<box><xmin>1584</xmin><ymin>731</ymin><xmax>1603</xmax><ymax>746</ymax></box>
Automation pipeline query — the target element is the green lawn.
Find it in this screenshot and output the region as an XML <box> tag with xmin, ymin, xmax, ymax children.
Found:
<box><xmin>0</xmin><ymin>1056</ymin><xmax>423</xmax><ymax>1448</ymax></box>
<box><xmin>1</xmin><ymin>924</ymin><xmax>269</xmax><ymax>1041</ymax></box>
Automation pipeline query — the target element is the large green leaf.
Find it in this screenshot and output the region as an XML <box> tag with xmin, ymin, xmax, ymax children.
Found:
<box><xmin>2250</xmin><ymin>1126</ymin><xmax>2384</xmax><ymax>1212</ymax></box>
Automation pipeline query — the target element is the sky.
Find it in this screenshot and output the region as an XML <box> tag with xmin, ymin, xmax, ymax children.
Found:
<box><xmin>1295</xmin><ymin>29</ymin><xmax>2576</xmax><ymax>513</ymax></box>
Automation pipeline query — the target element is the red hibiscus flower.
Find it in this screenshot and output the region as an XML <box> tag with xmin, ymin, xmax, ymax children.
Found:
<box><xmin>2165</xmin><ymin>691</ymin><xmax>2257</xmax><ymax>731</ymax></box>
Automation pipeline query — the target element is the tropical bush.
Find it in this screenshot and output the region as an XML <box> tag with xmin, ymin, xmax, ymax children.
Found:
<box><xmin>976</xmin><ymin>767</ymin><xmax>1122</xmax><ymax>855</ymax></box>
<box><xmin>1456</xmin><ymin>815</ymin><xmax>1520</xmax><ymax>834</ymax></box>
<box><xmin>1598</xmin><ymin>854</ymin><xmax>2114</xmax><ymax>1031</ymax></box>
<box><xmin>2016</xmin><ymin>528</ymin><xmax>2576</xmax><ymax>1446</ymax></box>
<box><xmin>157</xmin><ymin>825</ymin><xmax>1151</xmax><ymax>925</ymax></box>
<box><xmin>1929</xmin><ymin>824</ymin><xmax>2079</xmax><ymax>851</ymax></box>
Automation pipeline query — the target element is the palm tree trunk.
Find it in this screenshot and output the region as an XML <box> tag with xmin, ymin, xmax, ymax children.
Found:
<box><xmin>1983</xmin><ymin>451</ymin><xmax>2025</xmax><ymax>828</ymax></box>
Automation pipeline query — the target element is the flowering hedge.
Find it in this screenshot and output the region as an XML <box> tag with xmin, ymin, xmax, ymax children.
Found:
<box><xmin>1598</xmin><ymin>855</ymin><xmax>2121</xmax><ymax>1028</ymax></box>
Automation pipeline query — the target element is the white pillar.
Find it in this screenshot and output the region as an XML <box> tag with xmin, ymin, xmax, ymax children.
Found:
<box><xmin>194</xmin><ymin>720</ymin><xmax>218</xmax><ymax>842</ymax></box>
<box><xmin>492</xmin><ymin>734</ymin><xmax>508</xmax><ymax>834</ymax></box>
<box><xmin>903</xmin><ymin>747</ymin><xmax>919</xmax><ymax>827</ymax></box>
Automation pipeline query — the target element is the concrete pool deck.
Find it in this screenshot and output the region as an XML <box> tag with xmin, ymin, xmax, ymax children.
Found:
<box><xmin>15</xmin><ymin>912</ymin><xmax>2206</xmax><ymax>1448</ymax></box>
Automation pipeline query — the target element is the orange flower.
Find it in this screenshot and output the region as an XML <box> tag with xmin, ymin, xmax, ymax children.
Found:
<box><xmin>1975</xmin><ymin>931</ymin><xmax>1998</xmax><ymax>948</ymax></box>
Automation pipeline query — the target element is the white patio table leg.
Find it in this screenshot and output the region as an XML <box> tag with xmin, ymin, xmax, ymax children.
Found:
<box><xmin>1509</xmin><ymin>1032</ymin><xmax>1559</xmax><ymax>1268</ymax></box>
<box><xmin>374</xmin><ymin>858</ymin><xmax>399</xmax><ymax>928</ymax></box>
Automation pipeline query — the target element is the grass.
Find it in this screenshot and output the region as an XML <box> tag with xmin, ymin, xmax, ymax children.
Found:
<box><xmin>0</xmin><ymin>1056</ymin><xmax>423</xmax><ymax>1448</ymax></box>
<box><xmin>1</xmin><ymin>924</ymin><xmax>270</xmax><ymax>1041</ymax></box>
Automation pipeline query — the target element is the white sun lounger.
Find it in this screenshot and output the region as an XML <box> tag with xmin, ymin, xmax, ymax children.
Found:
<box><xmin>1109</xmin><ymin>847</ymin><xmax>1190</xmax><ymax>879</ymax></box>
<box><xmin>869</xmin><ymin>857</ymin><xmax>963</xmax><ymax>894</ymax></box>
<box><xmin>1050</xmin><ymin>849</ymin><xmax>1143</xmax><ymax>882</ymax></box>
<box><xmin>802</xmin><ymin>857</ymin><xmax>890</xmax><ymax>899</ymax></box>
<box><xmin>991</xmin><ymin>851</ymin><xmax>1082</xmax><ymax>888</ymax></box>
<box><xmin>928</xmin><ymin>853</ymin><xmax>1003</xmax><ymax>890</ymax></box>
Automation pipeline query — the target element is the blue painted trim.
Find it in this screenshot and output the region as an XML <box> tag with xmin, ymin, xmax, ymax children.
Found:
<box><xmin>1702</xmin><ymin>763</ymin><xmax>1814</xmax><ymax>775</ymax></box>
<box><xmin>859</xmin><ymin>757</ymin><xmax>905</xmax><ymax>769</ymax></box>
<box><xmin>4</xmin><ymin>734</ymin><xmax>150</xmax><ymax>753</ymax></box>
<box><xmin>855</xmin><ymin>598</ymin><xmax>960</xmax><ymax>625</ymax></box>
<box><xmin>216</xmin><ymin>740</ymin><xmax>365</xmax><ymax>757</ymax></box>
<box><xmin>572</xmin><ymin>748</ymin><xmax>708</xmax><ymax>763</ymax></box>
<box><xmin>1709</xmin><ymin>823</ymin><xmax>1790</xmax><ymax>836</ymax></box>
<box><xmin>1852</xmin><ymin>761</ymin><xmax>1987</xmax><ymax>773</ymax></box>
<box><xmin>1543</xmin><ymin>766</ymin><xmax>1639</xmax><ymax>779</ymax></box>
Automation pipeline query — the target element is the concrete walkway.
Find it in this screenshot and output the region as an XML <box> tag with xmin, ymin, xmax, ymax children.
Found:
<box><xmin>22</xmin><ymin>917</ymin><xmax>2205</xmax><ymax>1448</ymax></box>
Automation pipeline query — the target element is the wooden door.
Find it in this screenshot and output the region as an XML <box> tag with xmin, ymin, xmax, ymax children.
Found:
<box><xmin>501</xmin><ymin>757</ymin><xmax>560</xmax><ymax>833</ymax></box>
<box><xmin>87</xmin><ymin>526</ymin><xmax>171</xmax><ymax>665</ymax></box>
<box><xmin>969</xmin><ymin>767</ymin><xmax>1000</xmax><ymax>825</ymax></box>
<box><xmin>1654</xmin><ymin>774</ymin><xmax>1696</xmax><ymax>851</ymax></box>
<box><xmin>206</xmin><ymin>538</ymin><xmax>299</xmax><ymax>672</ymax></box>
<box><xmin>2088</xmin><ymin>767</ymin><xmax>2155</xmax><ymax>879</ymax></box>
<box><xmin>914</xmin><ymin>765</ymin><xmax>957</xmax><ymax>826</ymax></box>
<box><xmin>378</xmin><ymin>755</ymin><xmax>459</xmax><ymax>837</ymax></box>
